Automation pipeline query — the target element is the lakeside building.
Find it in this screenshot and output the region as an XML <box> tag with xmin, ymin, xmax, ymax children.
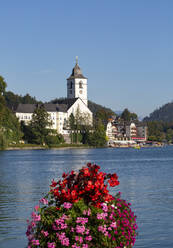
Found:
<box><xmin>16</xmin><ymin>58</ymin><xmax>93</xmax><ymax>141</ymax></box>
<box><xmin>106</xmin><ymin>118</ymin><xmax>147</xmax><ymax>146</ymax></box>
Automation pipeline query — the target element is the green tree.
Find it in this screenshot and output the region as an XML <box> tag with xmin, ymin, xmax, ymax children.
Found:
<box><xmin>121</xmin><ymin>108</ymin><xmax>138</xmax><ymax>122</ymax></box>
<box><xmin>121</xmin><ymin>108</ymin><xmax>131</xmax><ymax>122</ymax></box>
<box><xmin>166</xmin><ymin>128</ymin><xmax>173</xmax><ymax>143</ymax></box>
<box><xmin>0</xmin><ymin>76</ymin><xmax>7</xmax><ymax>95</ymax></box>
<box><xmin>68</xmin><ymin>108</ymin><xmax>92</xmax><ymax>144</ymax></box>
<box><xmin>0</xmin><ymin>76</ymin><xmax>23</xmax><ymax>149</ymax></box>
<box><xmin>147</xmin><ymin>121</ymin><xmax>165</xmax><ymax>141</ymax></box>
<box><xmin>4</xmin><ymin>91</ymin><xmax>41</xmax><ymax>110</ymax></box>
<box><xmin>45</xmin><ymin>134</ymin><xmax>64</xmax><ymax>147</ymax></box>
<box><xmin>29</xmin><ymin>105</ymin><xmax>52</xmax><ymax>145</ymax></box>
<box><xmin>87</xmin><ymin>120</ymin><xmax>107</xmax><ymax>147</ymax></box>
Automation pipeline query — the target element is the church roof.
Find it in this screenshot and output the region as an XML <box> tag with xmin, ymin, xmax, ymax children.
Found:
<box><xmin>67</xmin><ymin>59</ymin><xmax>87</xmax><ymax>80</ymax></box>
<box><xmin>16</xmin><ymin>104</ymin><xmax>36</xmax><ymax>113</ymax></box>
<box><xmin>15</xmin><ymin>99</ymin><xmax>79</xmax><ymax>114</ymax></box>
<box><xmin>54</xmin><ymin>98</ymin><xmax>78</xmax><ymax>109</ymax></box>
<box><xmin>16</xmin><ymin>103</ymin><xmax>68</xmax><ymax>113</ymax></box>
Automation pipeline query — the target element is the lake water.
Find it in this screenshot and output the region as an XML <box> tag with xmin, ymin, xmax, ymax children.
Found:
<box><xmin>0</xmin><ymin>146</ymin><xmax>173</xmax><ymax>248</ymax></box>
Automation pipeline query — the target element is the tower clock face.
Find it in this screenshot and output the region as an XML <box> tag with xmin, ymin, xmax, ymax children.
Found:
<box><xmin>79</xmin><ymin>90</ymin><xmax>83</xmax><ymax>94</ymax></box>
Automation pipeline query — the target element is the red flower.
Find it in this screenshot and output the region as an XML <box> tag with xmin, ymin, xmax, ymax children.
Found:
<box><xmin>83</xmin><ymin>168</ymin><xmax>90</xmax><ymax>176</ymax></box>
<box><xmin>71</xmin><ymin>190</ymin><xmax>77</xmax><ymax>199</ymax></box>
<box><xmin>50</xmin><ymin>163</ymin><xmax>120</xmax><ymax>208</ymax></box>
<box><xmin>50</xmin><ymin>180</ymin><xmax>57</xmax><ymax>188</ymax></box>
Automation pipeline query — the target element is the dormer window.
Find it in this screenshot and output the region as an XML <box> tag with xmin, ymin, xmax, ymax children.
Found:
<box><xmin>79</xmin><ymin>81</ymin><xmax>83</xmax><ymax>89</ymax></box>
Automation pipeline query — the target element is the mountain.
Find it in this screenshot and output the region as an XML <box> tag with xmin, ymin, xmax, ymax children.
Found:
<box><xmin>88</xmin><ymin>100</ymin><xmax>115</xmax><ymax>119</ymax></box>
<box><xmin>143</xmin><ymin>101</ymin><xmax>173</xmax><ymax>122</ymax></box>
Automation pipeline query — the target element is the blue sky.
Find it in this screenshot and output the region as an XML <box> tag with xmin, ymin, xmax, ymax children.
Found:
<box><xmin>0</xmin><ymin>1</ymin><xmax>173</xmax><ymax>117</ymax></box>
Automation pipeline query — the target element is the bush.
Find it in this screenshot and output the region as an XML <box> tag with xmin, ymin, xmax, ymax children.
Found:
<box><xmin>26</xmin><ymin>164</ymin><xmax>137</xmax><ymax>248</ymax></box>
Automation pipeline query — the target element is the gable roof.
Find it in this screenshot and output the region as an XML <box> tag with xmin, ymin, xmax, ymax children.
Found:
<box><xmin>16</xmin><ymin>103</ymin><xmax>68</xmax><ymax>113</ymax></box>
<box><xmin>16</xmin><ymin>104</ymin><xmax>36</xmax><ymax>113</ymax></box>
<box><xmin>15</xmin><ymin>99</ymin><xmax>79</xmax><ymax>114</ymax></box>
<box><xmin>54</xmin><ymin>98</ymin><xmax>78</xmax><ymax>109</ymax></box>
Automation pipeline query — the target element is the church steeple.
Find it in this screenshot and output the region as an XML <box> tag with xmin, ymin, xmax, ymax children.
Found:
<box><xmin>67</xmin><ymin>57</ymin><xmax>87</xmax><ymax>80</ymax></box>
<box><xmin>67</xmin><ymin>58</ymin><xmax>88</xmax><ymax>106</ymax></box>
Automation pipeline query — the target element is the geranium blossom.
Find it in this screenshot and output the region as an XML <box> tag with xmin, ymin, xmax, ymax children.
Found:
<box><xmin>26</xmin><ymin>163</ymin><xmax>137</xmax><ymax>248</ymax></box>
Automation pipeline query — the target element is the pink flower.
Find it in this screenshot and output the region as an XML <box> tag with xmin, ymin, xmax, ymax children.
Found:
<box><xmin>47</xmin><ymin>242</ymin><xmax>56</xmax><ymax>248</ymax></box>
<box><xmin>76</xmin><ymin>217</ymin><xmax>88</xmax><ymax>225</ymax></box>
<box><xmin>63</xmin><ymin>202</ymin><xmax>72</xmax><ymax>209</ymax></box>
<box><xmin>41</xmin><ymin>230</ymin><xmax>49</xmax><ymax>237</ymax></box>
<box><xmin>72</xmin><ymin>243</ymin><xmax>81</xmax><ymax>248</ymax></box>
<box><xmin>76</xmin><ymin>225</ymin><xmax>85</xmax><ymax>234</ymax></box>
<box><xmin>110</xmin><ymin>221</ymin><xmax>117</xmax><ymax>228</ymax></box>
<box><xmin>97</xmin><ymin>212</ymin><xmax>107</xmax><ymax>219</ymax></box>
<box><xmin>85</xmin><ymin>235</ymin><xmax>92</xmax><ymax>241</ymax></box>
<box><xmin>34</xmin><ymin>205</ymin><xmax>39</xmax><ymax>211</ymax></box>
<box><xmin>83</xmin><ymin>244</ymin><xmax>88</xmax><ymax>248</ymax></box>
<box><xmin>101</xmin><ymin>203</ymin><xmax>108</xmax><ymax>212</ymax></box>
<box><xmin>31</xmin><ymin>212</ymin><xmax>41</xmax><ymax>222</ymax></box>
<box><xmin>32</xmin><ymin>239</ymin><xmax>39</xmax><ymax>245</ymax></box>
<box><xmin>40</xmin><ymin>198</ymin><xmax>48</xmax><ymax>205</ymax></box>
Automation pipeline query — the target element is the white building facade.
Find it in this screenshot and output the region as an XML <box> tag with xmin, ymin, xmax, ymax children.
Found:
<box><xmin>15</xmin><ymin>59</ymin><xmax>93</xmax><ymax>137</ymax></box>
<box><xmin>106</xmin><ymin>119</ymin><xmax>147</xmax><ymax>145</ymax></box>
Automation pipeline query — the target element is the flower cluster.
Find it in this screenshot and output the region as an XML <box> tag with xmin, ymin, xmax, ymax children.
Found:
<box><xmin>26</xmin><ymin>164</ymin><xmax>137</xmax><ymax>248</ymax></box>
<box><xmin>50</xmin><ymin>163</ymin><xmax>119</xmax><ymax>208</ymax></box>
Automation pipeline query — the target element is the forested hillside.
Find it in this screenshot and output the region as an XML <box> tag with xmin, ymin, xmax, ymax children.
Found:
<box><xmin>144</xmin><ymin>101</ymin><xmax>173</xmax><ymax>122</ymax></box>
<box><xmin>143</xmin><ymin>101</ymin><xmax>173</xmax><ymax>142</ymax></box>
<box><xmin>4</xmin><ymin>91</ymin><xmax>41</xmax><ymax>110</ymax></box>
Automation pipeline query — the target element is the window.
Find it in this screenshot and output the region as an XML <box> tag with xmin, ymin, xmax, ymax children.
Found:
<box><xmin>79</xmin><ymin>81</ymin><xmax>83</xmax><ymax>88</ymax></box>
<box><xmin>70</xmin><ymin>81</ymin><xmax>73</xmax><ymax>89</ymax></box>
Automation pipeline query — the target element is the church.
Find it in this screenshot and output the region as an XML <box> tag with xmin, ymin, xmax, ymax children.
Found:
<box><xmin>15</xmin><ymin>58</ymin><xmax>93</xmax><ymax>138</ymax></box>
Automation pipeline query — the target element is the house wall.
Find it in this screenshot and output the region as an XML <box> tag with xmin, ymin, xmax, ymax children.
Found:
<box><xmin>67</xmin><ymin>98</ymin><xmax>93</xmax><ymax>126</ymax></box>
<box><xmin>16</xmin><ymin>112</ymin><xmax>33</xmax><ymax>124</ymax></box>
<box><xmin>16</xmin><ymin>111</ymin><xmax>58</xmax><ymax>131</ymax></box>
<box><xmin>137</xmin><ymin>126</ymin><xmax>148</xmax><ymax>140</ymax></box>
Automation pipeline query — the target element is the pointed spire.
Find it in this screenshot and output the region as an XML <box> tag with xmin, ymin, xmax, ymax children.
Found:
<box><xmin>76</xmin><ymin>56</ymin><xmax>78</xmax><ymax>65</ymax></box>
<box><xmin>67</xmin><ymin>57</ymin><xmax>87</xmax><ymax>79</ymax></box>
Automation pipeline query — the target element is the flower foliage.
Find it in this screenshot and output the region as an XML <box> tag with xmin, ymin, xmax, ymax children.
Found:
<box><xmin>26</xmin><ymin>163</ymin><xmax>137</xmax><ymax>248</ymax></box>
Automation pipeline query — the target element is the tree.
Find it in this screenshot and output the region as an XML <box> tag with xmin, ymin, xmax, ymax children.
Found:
<box><xmin>87</xmin><ymin>120</ymin><xmax>107</xmax><ymax>147</ymax></box>
<box><xmin>0</xmin><ymin>76</ymin><xmax>7</xmax><ymax>95</ymax></box>
<box><xmin>121</xmin><ymin>109</ymin><xmax>131</xmax><ymax>122</ymax></box>
<box><xmin>4</xmin><ymin>91</ymin><xmax>41</xmax><ymax>111</ymax></box>
<box><xmin>121</xmin><ymin>108</ymin><xmax>138</xmax><ymax>122</ymax></box>
<box><xmin>68</xmin><ymin>107</ymin><xmax>92</xmax><ymax>144</ymax></box>
<box><xmin>165</xmin><ymin>128</ymin><xmax>173</xmax><ymax>143</ymax></box>
<box><xmin>0</xmin><ymin>76</ymin><xmax>23</xmax><ymax>149</ymax></box>
<box><xmin>45</xmin><ymin>134</ymin><xmax>64</xmax><ymax>147</ymax></box>
<box><xmin>29</xmin><ymin>105</ymin><xmax>52</xmax><ymax>145</ymax></box>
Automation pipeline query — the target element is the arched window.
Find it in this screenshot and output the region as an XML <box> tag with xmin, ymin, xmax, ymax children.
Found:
<box><xmin>79</xmin><ymin>81</ymin><xmax>83</xmax><ymax>88</ymax></box>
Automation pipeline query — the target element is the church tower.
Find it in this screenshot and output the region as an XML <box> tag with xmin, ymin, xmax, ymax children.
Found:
<box><xmin>67</xmin><ymin>57</ymin><xmax>88</xmax><ymax>106</ymax></box>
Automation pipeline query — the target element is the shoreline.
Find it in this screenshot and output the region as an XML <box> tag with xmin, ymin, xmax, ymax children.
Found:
<box><xmin>4</xmin><ymin>144</ymin><xmax>166</xmax><ymax>151</ymax></box>
<box><xmin>5</xmin><ymin>144</ymin><xmax>95</xmax><ymax>151</ymax></box>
